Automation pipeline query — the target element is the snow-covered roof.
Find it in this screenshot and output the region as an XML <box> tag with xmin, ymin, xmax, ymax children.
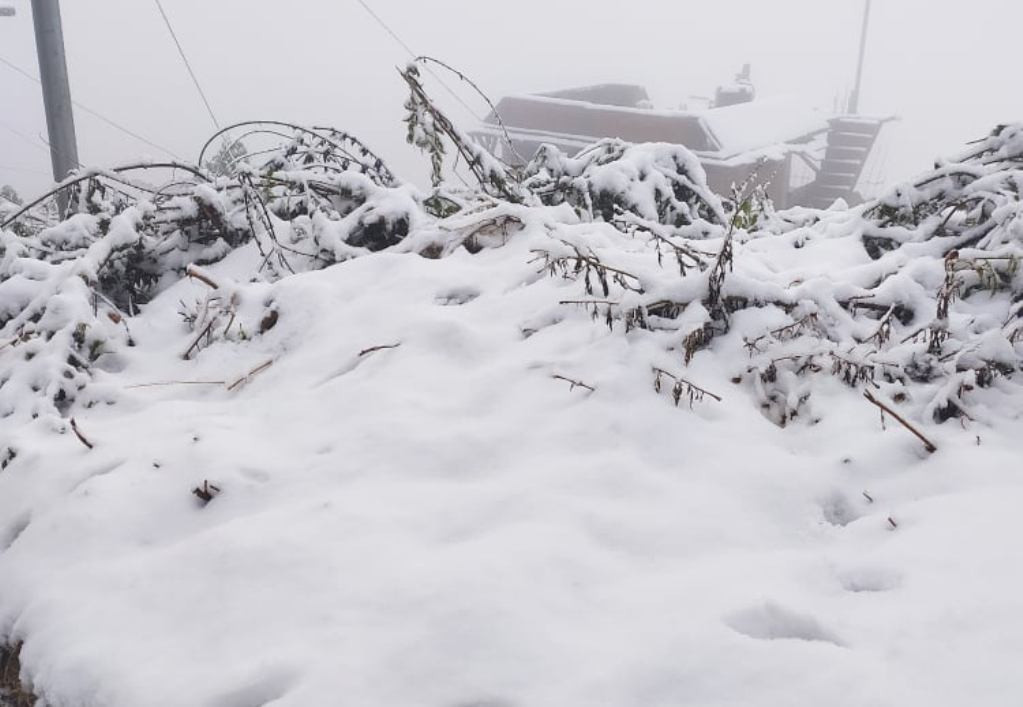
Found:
<box><xmin>486</xmin><ymin>91</ymin><xmax>828</xmax><ymax>160</ymax></box>
<box><xmin>489</xmin><ymin>94</ymin><xmax>719</xmax><ymax>152</ymax></box>
<box><xmin>696</xmin><ymin>95</ymin><xmax>829</xmax><ymax>156</ymax></box>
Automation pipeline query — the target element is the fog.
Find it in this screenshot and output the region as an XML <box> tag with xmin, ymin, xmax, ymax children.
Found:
<box><xmin>2</xmin><ymin>0</ymin><xmax>1022</xmax><ymax>198</ymax></box>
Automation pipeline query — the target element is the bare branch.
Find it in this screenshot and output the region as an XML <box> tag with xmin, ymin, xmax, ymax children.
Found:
<box><xmin>358</xmin><ymin>342</ymin><xmax>402</xmax><ymax>357</ymax></box>
<box><xmin>69</xmin><ymin>418</ymin><xmax>94</xmax><ymax>450</ymax></box>
<box><xmin>863</xmin><ymin>389</ymin><xmax>938</xmax><ymax>453</ymax></box>
<box><xmin>227</xmin><ymin>359</ymin><xmax>275</xmax><ymax>392</ymax></box>
<box><xmin>552</xmin><ymin>374</ymin><xmax>596</xmax><ymax>393</ymax></box>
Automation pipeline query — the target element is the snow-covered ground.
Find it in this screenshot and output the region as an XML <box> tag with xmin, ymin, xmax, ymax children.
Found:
<box><xmin>3</xmin><ymin>115</ymin><xmax>1023</xmax><ymax>705</ymax></box>
<box><xmin>1</xmin><ymin>220</ymin><xmax>1022</xmax><ymax>706</ymax></box>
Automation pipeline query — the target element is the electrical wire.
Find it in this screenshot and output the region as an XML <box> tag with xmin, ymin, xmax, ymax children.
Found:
<box><xmin>0</xmin><ymin>117</ymin><xmax>49</xmax><ymax>153</ymax></box>
<box><xmin>352</xmin><ymin>0</ymin><xmax>484</xmax><ymax>122</ymax></box>
<box><xmin>0</xmin><ymin>163</ymin><xmax>49</xmax><ymax>176</ymax></box>
<box><xmin>0</xmin><ymin>53</ymin><xmax>183</xmax><ymax>159</ymax></box>
<box><xmin>153</xmin><ymin>0</ymin><xmax>221</xmax><ymax>130</ymax></box>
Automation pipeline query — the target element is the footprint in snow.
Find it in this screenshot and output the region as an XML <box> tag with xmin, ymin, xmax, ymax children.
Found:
<box><xmin>726</xmin><ymin>602</ymin><xmax>844</xmax><ymax>646</ymax></box>
<box><xmin>837</xmin><ymin>566</ymin><xmax>902</xmax><ymax>593</ymax></box>
<box><xmin>205</xmin><ymin>664</ymin><xmax>299</xmax><ymax>707</ymax></box>
<box><xmin>819</xmin><ymin>492</ymin><xmax>863</xmax><ymax>528</ymax></box>
<box><xmin>435</xmin><ymin>288</ymin><xmax>481</xmax><ymax>306</ymax></box>
<box><xmin>238</xmin><ymin>467</ymin><xmax>272</xmax><ymax>484</ymax></box>
<box><xmin>0</xmin><ymin>512</ymin><xmax>30</xmax><ymax>552</ymax></box>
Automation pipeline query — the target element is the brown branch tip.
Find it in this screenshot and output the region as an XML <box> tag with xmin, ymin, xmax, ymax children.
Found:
<box><xmin>863</xmin><ymin>390</ymin><xmax>938</xmax><ymax>454</ymax></box>
<box><xmin>69</xmin><ymin>417</ymin><xmax>94</xmax><ymax>449</ymax></box>
<box><xmin>186</xmin><ymin>264</ymin><xmax>220</xmax><ymax>290</ymax></box>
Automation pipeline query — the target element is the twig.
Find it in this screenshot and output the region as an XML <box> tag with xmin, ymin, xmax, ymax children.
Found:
<box><xmin>863</xmin><ymin>389</ymin><xmax>938</xmax><ymax>453</ymax></box>
<box><xmin>192</xmin><ymin>480</ymin><xmax>221</xmax><ymax>505</ymax></box>
<box><xmin>126</xmin><ymin>380</ymin><xmax>226</xmax><ymax>389</ymax></box>
<box><xmin>182</xmin><ymin>318</ymin><xmax>218</xmax><ymax>360</ymax></box>
<box><xmin>186</xmin><ymin>264</ymin><xmax>220</xmax><ymax>290</ymax></box>
<box><xmin>69</xmin><ymin>418</ymin><xmax>94</xmax><ymax>449</ymax></box>
<box><xmin>653</xmin><ymin>367</ymin><xmax>723</xmax><ymax>404</ymax></box>
<box><xmin>227</xmin><ymin>359</ymin><xmax>274</xmax><ymax>392</ymax></box>
<box><xmin>552</xmin><ymin>374</ymin><xmax>596</xmax><ymax>393</ymax></box>
<box><xmin>358</xmin><ymin>342</ymin><xmax>402</xmax><ymax>357</ymax></box>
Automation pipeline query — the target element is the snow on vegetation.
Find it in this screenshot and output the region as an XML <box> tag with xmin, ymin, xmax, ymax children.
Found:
<box><xmin>1</xmin><ymin>61</ymin><xmax>1022</xmax><ymax>705</ymax></box>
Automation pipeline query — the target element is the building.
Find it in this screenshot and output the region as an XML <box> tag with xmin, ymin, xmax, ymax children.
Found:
<box><xmin>473</xmin><ymin>76</ymin><xmax>889</xmax><ymax>210</ymax></box>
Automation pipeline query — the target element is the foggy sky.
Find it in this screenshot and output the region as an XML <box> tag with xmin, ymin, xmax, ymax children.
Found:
<box><xmin>2</xmin><ymin>0</ymin><xmax>1022</xmax><ymax>197</ymax></box>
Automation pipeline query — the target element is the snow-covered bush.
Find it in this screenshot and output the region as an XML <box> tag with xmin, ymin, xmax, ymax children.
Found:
<box><xmin>1</xmin><ymin>61</ymin><xmax>1021</xmax><ymax>440</ymax></box>
<box><xmin>0</xmin><ymin>124</ymin><xmax>419</xmax><ymax>422</ymax></box>
<box><xmin>523</xmin><ymin>139</ymin><xmax>726</xmax><ymax>227</ymax></box>
<box><xmin>531</xmin><ymin>124</ymin><xmax>1023</xmax><ymax>429</ymax></box>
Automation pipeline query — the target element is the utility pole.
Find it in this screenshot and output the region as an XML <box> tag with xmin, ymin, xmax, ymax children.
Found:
<box><xmin>31</xmin><ymin>0</ymin><xmax>79</xmax><ymax>184</ymax></box>
<box><xmin>848</xmin><ymin>0</ymin><xmax>872</xmax><ymax>115</ymax></box>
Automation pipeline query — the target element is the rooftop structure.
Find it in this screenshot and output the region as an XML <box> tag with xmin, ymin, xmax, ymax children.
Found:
<box><xmin>474</xmin><ymin>73</ymin><xmax>890</xmax><ymax>209</ymax></box>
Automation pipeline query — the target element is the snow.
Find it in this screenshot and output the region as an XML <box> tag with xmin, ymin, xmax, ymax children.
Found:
<box><xmin>487</xmin><ymin>92</ymin><xmax>827</xmax><ymax>160</ymax></box>
<box><xmin>0</xmin><ymin>222</ymin><xmax>1020</xmax><ymax>705</ymax></box>
<box><xmin>2</xmin><ymin>123</ymin><xmax>1023</xmax><ymax>705</ymax></box>
<box><xmin>698</xmin><ymin>95</ymin><xmax>829</xmax><ymax>158</ymax></box>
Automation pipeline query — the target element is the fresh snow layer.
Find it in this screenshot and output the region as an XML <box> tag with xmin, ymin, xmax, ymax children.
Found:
<box><xmin>1</xmin><ymin>233</ymin><xmax>1022</xmax><ymax>707</ymax></box>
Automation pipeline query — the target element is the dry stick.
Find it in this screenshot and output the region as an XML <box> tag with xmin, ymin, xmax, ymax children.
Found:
<box><xmin>69</xmin><ymin>418</ymin><xmax>94</xmax><ymax>449</ymax></box>
<box><xmin>559</xmin><ymin>242</ymin><xmax>642</xmax><ymax>284</ymax></box>
<box><xmin>126</xmin><ymin>380</ymin><xmax>226</xmax><ymax>390</ymax></box>
<box><xmin>182</xmin><ymin>318</ymin><xmax>217</xmax><ymax>360</ymax></box>
<box><xmin>358</xmin><ymin>342</ymin><xmax>402</xmax><ymax>357</ymax></box>
<box><xmin>227</xmin><ymin>359</ymin><xmax>274</xmax><ymax>392</ymax></box>
<box><xmin>652</xmin><ymin>367</ymin><xmax>724</xmax><ymax>403</ymax></box>
<box><xmin>863</xmin><ymin>389</ymin><xmax>938</xmax><ymax>454</ymax></box>
<box><xmin>552</xmin><ymin>374</ymin><xmax>596</xmax><ymax>393</ymax></box>
<box><xmin>186</xmin><ymin>264</ymin><xmax>220</xmax><ymax>290</ymax></box>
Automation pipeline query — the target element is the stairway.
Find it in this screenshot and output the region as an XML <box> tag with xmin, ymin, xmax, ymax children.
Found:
<box><xmin>803</xmin><ymin>117</ymin><xmax>883</xmax><ymax>209</ymax></box>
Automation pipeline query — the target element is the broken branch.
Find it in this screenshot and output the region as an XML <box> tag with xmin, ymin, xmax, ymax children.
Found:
<box><xmin>863</xmin><ymin>389</ymin><xmax>938</xmax><ymax>453</ymax></box>
<box><xmin>69</xmin><ymin>417</ymin><xmax>94</xmax><ymax>449</ymax></box>
<box><xmin>552</xmin><ymin>374</ymin><xmax>596</xmax><ymax>393</ymax></box>
<box><xmin>186</xmin><ymin>264</ymin><xmax>220</xmax><ymax>290</ymax></box>
<box><xmin>227</xmin><ymin>359</ymin><xmax>275</xmax><ymax>392</ymax></box>
<box><xmin>358</xmin><ymin>342</ymin><xmax>402</xmax><ymax>357</ymax></box>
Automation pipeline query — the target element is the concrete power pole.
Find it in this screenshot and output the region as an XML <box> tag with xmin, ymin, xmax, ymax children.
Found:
<box><xmin>848</xmin><ymin>0</ymin><xmax>872</xmax><ymax>115</ymax></box>
<box><xmin>30</xmin><ymin>0</ymin><xmax>79</xmax><ymax>196</ymax></box>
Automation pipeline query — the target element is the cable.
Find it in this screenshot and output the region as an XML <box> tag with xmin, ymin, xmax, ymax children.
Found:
<box><xmin>0</xmin><ymin>163</ymin><xmax>50</xmax><ymax>177</ymax></box>
<box><xmin>0</xmin><ymin>54</ymin><xmax>183</xmax><ymax>160</ymax></box>
<box><xmin>35</xmin><ymin>130</ymin><xmax>84</xmax><ymax>171</ymax></box>
<box><xmin>153</xmin><ymin>0</ymin><xmax>221</xmax><ymax>130</ymax></box>
<box><xmin>1</xmin><ymin>116</ymin><xmax>83</xmax><ymax>178</ymax></box>
<box><xmin>0</xmin><ymin>118</ymin><xmax>49</xmax><ymax>153</ymax></box>
<box><xmin>353</xmin><ymin>0</ymin><xmax>484</xmax><ymax>122</ymax></box>
<box><xmin>353</xmin><ymin>0</ymin><xmax>417</xmax><ymax>58</ymax></box>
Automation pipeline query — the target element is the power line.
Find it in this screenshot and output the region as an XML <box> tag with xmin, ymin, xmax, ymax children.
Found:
<box><xmin>1</xmin><ymin>116</ymin><xmax>83</xmax><ymax>176</ymax></box>
<box><xmin>352</xmin><ymin>0</ymin><xmax>484</xmax><ymax>122</ymax></box>
<box><xmin>153</xmin><ymin>0</ymin><xmax>220</xmax><ymax>130</ymax></box>
<box><xmin>0</xmin><ymin>53</ymin><xmax>183</xmax><ymax>159</ymax></box>
<box><xmin>0</xmin><ymin>117</ymin><xmax>49</xmax><ymax>153</ymax></box>
<box><xmin>354</xmin><ymin>0</ymin><xmax>417</xmax><ymax>58</ymax></box>
<box><xmin>0</xmin><ymin>163</ymin><xmax>50</xmax><ymax>177</ymax></box>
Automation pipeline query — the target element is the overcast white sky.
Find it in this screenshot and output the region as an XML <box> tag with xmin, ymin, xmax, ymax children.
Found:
<box><xmin>2</xmin><ymin>0</ymin><xmax>1022</xmax><ymax>196</ymax></box>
